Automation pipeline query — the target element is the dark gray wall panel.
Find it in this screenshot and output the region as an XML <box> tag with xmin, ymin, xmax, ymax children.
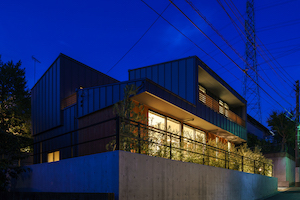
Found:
<box><xmin>128</xmin><ymin>57</ymin><xmax>196</xmax><ymax>105</ymax></box>
<box><xmin>77</xmin><ymin>80</ymin><xmax>144</xmax><ymax>118</ymax></box>
<box><xmin>31</xmin><ymin>58</ymin><xmax>61</xmax><ymax>135</ymax></box>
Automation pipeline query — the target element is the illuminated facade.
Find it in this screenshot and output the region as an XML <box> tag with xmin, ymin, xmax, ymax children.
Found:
<box><xmin>31</xmin><ymin>54</ymin><xmax>247</xmax><ymax>163</ymax></box>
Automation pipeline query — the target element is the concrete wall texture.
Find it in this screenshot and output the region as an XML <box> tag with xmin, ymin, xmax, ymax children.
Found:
<box><xmin>265</xmin><ymin>153</ymin><xmax>295</xmax><ymax>187</ymax></box>
<box><xmin>119</xmin><ymin>152</ymin><xmax>277</xmax><ymax>200</ymax></box>
<box><xmin>14</xmin><ymin>151</ymin><xmax>277</xmax><ymax>200</ymax></box>
<box><xmin>14</xmin><ymin>151</ymin><xmax>119</xmax><ymax>194</ymax></box>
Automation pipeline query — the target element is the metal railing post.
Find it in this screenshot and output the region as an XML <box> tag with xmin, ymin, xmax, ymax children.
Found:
<box><xmin>138</xmin><ymin>122</ymin><xmax>141</xmax><ymax>154</ymax></box>
<box><xmin>225</xmin><ymin>151</ymin><xmax>227</xmax><ymax>169</ymax></box>
<box><xmin>170</xmin><ymin>133</ymin><xmax>172</xmax><ymax>160</ymax></box>
<box><xmin>116</xmin><ymin>116</ymin><xmax>120</xmax><ymax>151</ymax></box>
<box><xmin>70</xmin><ymin>131</ymin><xmax>73</xmax><ymax>158</ymax></box>
<box><xmin>242</xmin><ymin>156</ymin><xmax>244</xmax><ymax>172</ymax></box>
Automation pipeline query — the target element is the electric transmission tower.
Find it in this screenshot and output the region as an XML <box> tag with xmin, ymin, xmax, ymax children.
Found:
<box><xmin>243</xmin><ymin>0</ymin><xmax>262</xmax><ymax>123</ymax></box>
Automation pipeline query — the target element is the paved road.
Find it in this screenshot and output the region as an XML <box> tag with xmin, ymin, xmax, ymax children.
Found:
<box><xmin>263</xmin><ymin>187</ymin><xmax>300</xmax><ymax>200</ymax></box>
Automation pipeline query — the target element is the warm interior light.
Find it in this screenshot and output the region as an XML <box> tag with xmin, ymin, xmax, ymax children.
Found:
<box><xmin>48</xmin><ymin>151</ymin><xmax>60</xmax><ymax>163</ymax></box>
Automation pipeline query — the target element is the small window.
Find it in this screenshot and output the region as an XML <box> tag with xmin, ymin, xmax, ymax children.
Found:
<box><xmin>219</xmin><ymin>100</ymin><xmax>224</xmax><ymax>115</ymax></box>
<box><xmin>199</xmin><ymin>85</ymin><xmax>206</xmax><ymax>104</ymax></box>
<box><xmin>48</xmin><ymin>151</ymin><xmax>60</xmax><ymax>163</ymax></box>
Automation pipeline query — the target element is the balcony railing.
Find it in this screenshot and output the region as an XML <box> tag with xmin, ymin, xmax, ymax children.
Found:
<box><xmin>199</xmin><ymin>91</ymin><xmax>245</xmax><ymax>127</ymax></box>
<box><xmin>30</xmin><ymin>116</ymin><xmax>272</xmax><ymax>176</ymax></box>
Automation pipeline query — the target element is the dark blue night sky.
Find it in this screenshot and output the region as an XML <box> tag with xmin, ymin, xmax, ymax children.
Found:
<box><xmin>1</xmin><ymin>0</ymin><xmax>299</xmax><ymax>126</ymax></box>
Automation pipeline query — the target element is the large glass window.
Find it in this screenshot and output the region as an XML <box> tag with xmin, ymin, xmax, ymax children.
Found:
<box><xmin>183</xmin><ymin>125</ymin><xmax>195</xmax><ymax>150</ymax></box>
<box><xmin>167</xmin><ymin>118</ymin><xmax>181</xmax><ymax>135</ymax></box>
<box><xmin>148</xmin><ymin>111</ymin><xmax>165</xmax><ymax>129</ymax></box>
<box><xmin>195</xmin><ymin>129</ymin><xmax>206</xmax><ymax>144</ymax></box>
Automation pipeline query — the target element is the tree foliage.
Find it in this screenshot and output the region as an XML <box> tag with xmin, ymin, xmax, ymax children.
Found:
<box><xmin>107</xmin><ymin>84</ymin><xmax>148</xmax><ymax>152</ymax></box>
<box><xmin>0</xmin><ymin>56</ymin><xmax>32</xmax><ymax>191</ymax></box>
<box><xmin>267</xmin><ymin>110</ymin><xmax>295</xmax><ymax>152</ymax></box>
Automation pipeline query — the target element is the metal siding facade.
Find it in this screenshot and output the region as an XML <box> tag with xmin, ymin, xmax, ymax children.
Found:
<box><xmin>141</xmin><ymin>68</ymin><xmax>146</xmax><ymax>78</ymax></box>
<box><xmin>77</xmin><ymin>80</ymin><xmax>144</xmax><ymax>118</ymax></box>
<box><xmin>88</xmin><ymin>89</ymin><xmax>94</xmax><ymax>114</ymax></box>
<box><xmin>94</xmin><ymin>87</ymin><xmax>100</xmax><ymax>111</ymax></box>
<box><xmin>171</xmin><ymin>61</ymin><xmax>179</xmax><ymax>95</ymax></box>
<box><xmin>165</xmin><ymin>62</ymin><xmax>172</xmax><ymax>91</ymax></box>
<box><xmin>128</xmin><ymin>57</ymin><xmax>196</xmax><ymax>105</ymax></box>
<box><xmin>129</xmin><ymin>70</ymin><xmax>135</xmax><ymax>80</ymax></box>
<box><xmin>31</xmin><ymin>58</ymin><xmax>61</xmax><ymax>135</ymax></box>
<box><xmin>179</xmin><ymin>60</ymin><xmax>186</xmax><ymax>99</ymax></box>
<box><xmin>113</xmin><ymin>85</ymin><xmax>120</xmax><ymax>104</ymax></box>
<box><xmin>59</xmin><ymin>55</ymin><xmax>118</xmax><ymax>100</ymax></box>
<box><xmin>100</xmin><ymin>87</ymin><xmax>106</xmax><ymax>109</ymax></box>
<box><xmin>146</xmin><ymin>67</ymin><xmax>152</xmax><ymax>79</ymax></box>
<box><xmin>158</xmin><ymin>64</ymin><xmax>165</xmax><ymax>87</ymax></box>
<box><xmin>106</xmin><ymin>86</ymin><xmax>113</xmax><ymax>108</ymax></box>
<box><xmin>152</xmin><ymin>65</ymin><xmax>158</xmax><ymax>83</ymax></box>
<box><xmin>186</xmin><ymin>57</ymin><xmax>195</xmax><ymax>104</ymax></box>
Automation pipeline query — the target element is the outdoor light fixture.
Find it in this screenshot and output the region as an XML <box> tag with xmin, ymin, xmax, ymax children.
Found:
<box><xmin>259</xmin><ymin>168</ymin><xmax>262</xmax><ymax>172</ymax></box>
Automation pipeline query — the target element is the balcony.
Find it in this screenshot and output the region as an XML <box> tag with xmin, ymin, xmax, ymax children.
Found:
<box><xmin>31</xmin><ymin>116</ymin><xmax>272</xmax><ymax>176</ymax></box>
<box><xmin>199</xmin><ymin>90</ymin><xmax>245</xmax><ymax>127</ymax></box>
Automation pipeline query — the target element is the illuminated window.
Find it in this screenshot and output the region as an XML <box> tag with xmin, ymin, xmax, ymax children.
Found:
<box><xmin>148</xmin><ymin>111</ymin><xmax>181</xmax><ymax>156</ymax></box>
<box><xmin>183</xmin><ymin>125</ymin><xmax>194</xmax><ymax>139</ymax></box>
<box><xmin>199</xmin><ymin>85</ymin><xmax>206</xmax><ymax>104</ymax></box>
<box><xmin>167</xmin><ymin>118</ymin><xmax>181</xmax><ymax>135</ymax></box>
<box><xmin>224</xmin><ymin>103</ymin><xmax>229</xmax><ymax>117</ymax></box>
<box><xmin>195</xmin><ymin>129</ymin><xmax>206</xmax><ymax>144</ymax></box>
<box><xmin>183</xmin><ymin>125</ymin><xmax>195</xmax><ymax>150</ymax></box>
<box><xmin>48</xmin><ymin>151</ymin><xmax>60</xmax><ymax>163</ymax></box>
<box><xmin>219</xmin><ymin>100</ymin><xmax>224</xmax><ymax>115</ymax></box>
<box><xmin>148</xmin><ymin>111</ymin><xmax>165</xmax><ymax>130</ymax></box>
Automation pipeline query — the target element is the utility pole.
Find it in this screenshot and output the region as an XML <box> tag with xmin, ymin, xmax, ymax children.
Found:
<box><xmin>243</xmin><ymin>0</ymin><xmax>262</xmax><ymax>123</ymax></box>
<box><xmin>32</xmin><ymin>56</ymin><xmax>41</xmax><ymax>84</ymax></box>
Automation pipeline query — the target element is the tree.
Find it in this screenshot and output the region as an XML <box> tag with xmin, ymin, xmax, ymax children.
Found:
<box><xmin>267</xmin><ymin>110</ymin><xmax>295</xmax><ymax>152</ymax></box>
<box><xmin>0</xmin><ymin>56</ymin><xmax>32</xmax><ymax>191</ymax></box>
<box><xmin>107</xmin><ymin>84</ymin><xmax>148</xmax><ymax>153</ymax></box>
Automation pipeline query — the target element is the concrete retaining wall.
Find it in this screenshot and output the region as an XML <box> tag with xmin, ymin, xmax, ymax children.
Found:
<box><xmin>14</xmin><ymin>151</ymin><xmax>119</xmax><ymax>194</ymax></box>
<box><xmin>119</xmin><ymin>151</ymin><xmax>277</xmax><ymax>200</ymax></box>
<box><xmin>265</xmin><ymin>152</ymin><xmax>295</xmax><ymax>187</ymax></box>
<box><xmin>14</xmin><ymin>151</ymin><xmax>277</xmax><ymax>200</ymax></box>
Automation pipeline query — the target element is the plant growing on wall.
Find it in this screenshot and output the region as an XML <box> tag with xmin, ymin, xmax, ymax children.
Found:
<box><xmin>107</xmin><ymin>84</ymin><xmax>149</xmax><ymax>153</ymax></box>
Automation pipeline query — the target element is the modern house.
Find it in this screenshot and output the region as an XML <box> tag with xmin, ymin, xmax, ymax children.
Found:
<box><xmin>31</xmin><ymin>53</ymin><xmax>247</xmax><ymax>163</ymax></box>
<box><xmin>15</xmin><ymin>53</ymin><xmax>277</xmax><ymax>200</ymax></box>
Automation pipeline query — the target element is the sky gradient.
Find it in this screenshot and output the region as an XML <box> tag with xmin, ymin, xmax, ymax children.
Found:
<box><xmin>1</xmin><ymin>0</ymin><xmax>299</xmax><ymax>126</ymax></box>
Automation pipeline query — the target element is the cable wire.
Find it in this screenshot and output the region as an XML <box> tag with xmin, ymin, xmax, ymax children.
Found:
<box><xmin>106</xmin><ymin>3</ymin><xmax>171</xmax><ymax>74</ymax></box>
<box><xmin>169</xmin><ymin>0</ymin><xmax>293</xmax><ymax>113</ymax></box>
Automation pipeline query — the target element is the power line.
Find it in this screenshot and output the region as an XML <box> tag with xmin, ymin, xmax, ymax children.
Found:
<box><xmin>264</xmin><ymin>36</ymin><xmax>300</xmax><ymax>45</ymax></box>
<box><xmin>169</xmin><ymin>0</ymin><xmax>293</xmax><ymax>113</ymax></box>
<box><xmin>188</xmin><ymin>0</ymin><xmax>292</xmax><ymax>104</ymax></box>
<box><xmin>225</xmin><ymin>0</ymin><xmax>295</xmax><ymax>85</ymax></box>
<box><xmin>106</xmin><ymin>3</ymin><xmax>171</xmax><ymax>74</ymax></box>
<box><xmin>221</xmin><ymin>0</ymin><xmax>295</xmax><ymax>90</ymax></box>
<box><xmin>256</xmin><ymin>0</ymin><xmax>297</xmax><ymax>11</ymax></box>
<box><xmin>140</xmin><ymin>0</ymin><xmax>242</xmax><ymax>83</ymax></box>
